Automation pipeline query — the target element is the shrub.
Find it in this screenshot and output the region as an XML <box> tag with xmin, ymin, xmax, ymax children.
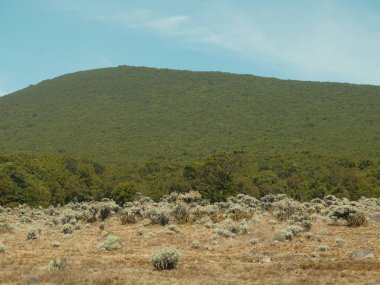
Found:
<box><xmin>152</xmin><ymin>247</ymin><xmax>180</xmax><ymax>270</ymax></box>
<box><xmin>286</xmin><ymin>225</ymin><xmax>303</xmax><ymax>236</ymax></box>
<box><xmin>97</xmin><ymin>235</ymin><xmax>122</xmax><ymax>251</ymax></box>
<box><xmin>82</xmin><ymin>209</ymin><xmax>97</xmax><ymax>223</ymax></box>
<box><xmin>51</xmin><ymin>242</ymin><xmax>61</xmax><ymax>248</ymax></box>
<box><xmin>304</xmin><ymin>233</ymin><xmax>313</xmax><ymax>240</ymax></box>
<box><xmin>178</xmin><ymin>191</ymin><xmax>202</xmax><ymax>204</ymax></box>
<box><xmin>335</xmin><ymin>238</ymin><xmax>345</xmax><ymax>246</ymax></box>
<box><xmin>250</xmin><ymin>238</ymin><xmax>259</xmax><ymax>245</ymax></box>
<box><xmin>171</xmin><ymin>203</ymin><xmax>190</xmax><ymax>223</ymax></box>
<box><xmin>222</xmin><ymin>219</ymin><xmax>249</xmax><ymax>235</ymax></box>
<box><xmin>226</xmin><ymin>204</ymin><xmax>251</xmax><ymax>221</ymax></box>
<box><xmin>329</xmin><ymin>206</ymin><xmax>367</xmax><ymax>227</ymax></box>
<box><xmin>0</xmin><ymin>222</ymin><xmax>14</xmax><ymax>233</ymax></box>
<box><xmin>165</xmin><ymin>224</ymin><xmax>180</xmax><ymax>233</ymax></box>
<box><xmin>272</xmin><ymin>230</ymin><xmax>293</xmax><ymax>242</ymax></box>
<box><xmin>27</xmin><ymin>228</ymin><xmax>39</xmax><ymax>240</ymax></box>
<box><xmin>289</xmin><ymin>214</ymin><xmax>312</xmax><ymax>231</ymax></box>
<box><xmin>347</xmin><ymin>212</ymin><xmax>368</xmax><ymax>227</ymax></box>
<box><xmin>120</xmin><ymin>207</ymin><xmax>141</xmax><ymax>224</ymax></box>
<box><xmin>319</xmin><ymin>245</ymin><xmax>329</xmax><ymax>252</ymax></box>
<box><xmin>213</xmin><ymin>228</ymin><xmax>235</xmax><ymax>238</ymax></box>
<box><xmin>191</xmin><ymin>240</ymin><xmax>201</xmax><ymax>249</ymax></box>
<box><xmin>47</xmin><ymin>258</ymin><xmax>67</xmax><ymax>271</ymax></box>
<box><xmin>62</xmin><ymin>224</ymin><xmax>74</xmax><ymax>234</ymax></box>
<box><xmin>0</xmin><ymin>243</ymin><xmax>6</xmax><ymax>253</ymax></box>
<box><xmin>143</xmin><ymin>208</ymin><xmax>170</xmax><ymax>226</ymax></box>
<box><xmin>274</xmin><ymin>199</ymin><xmax>305</xmax><ymax>221</ymax></box>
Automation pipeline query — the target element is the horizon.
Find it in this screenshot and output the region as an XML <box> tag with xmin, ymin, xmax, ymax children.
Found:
<box><xmin>1</xmin><ymin>0</ymin><xmax>380</xmax><ymax>95</ymax></box>
<box><xmin>3</xmin><ymin>64</ymin><xmax>380</xmax><ymax>97</ymax></box>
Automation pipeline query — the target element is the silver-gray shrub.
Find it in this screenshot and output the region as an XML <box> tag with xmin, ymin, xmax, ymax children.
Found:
<box><xmin>178</xmin><ymin>191</ymin><xmax>202</xmax><ymax>204</ymax></box>
<box><xmin>273</xmin><ymin>199</ymin><xmax>305</xmax><ymax>221</ymax></box>
<box><xmin>27</xmin><ymin>228</ymin><xmax>40</xmax><ymax>240</ymax></box>
<box><xmin>171</xmin><ymin>202</ymin><xmax>190</xmax><ymax>223</ymax></box>
<box><xmin>62</xmin><ymin>224</ymin><xmax>74</xmax><ymax>234</ymax></box>
<box><xmin>286</xmin><ymin>225</ymin><xmax>304</xmax><ymax>235</ymax></box>
<box><xmin>97</xmin><ymin>235</ymin><xmax>122</xmax><ymax>251</ymax></box>
<box><xmin>142</xmin><ymin>207</ymin><xmax>171</xmax><ymax>226</ymax></box>
<box><xmin>288</xmin><ymin>214</ymin><xmax>312</xmax><ymax>230</ymax></box>
<box><xmin>191</xmin><ymin>240</ymin><xmax>201</xmax><ymax>249</ymax></box>
<box><xmin>152</xmin><ymin>247</ymin><xmax>180</xmax><ymax>270</ymax></box>
<box><xmin>120</xmin><ymin>206</ymin><xmax>141</xmax><ymax>224</ymax></box>
<box><xmin>165</xmin><ymin>224</ymin><xmax>180</xmax><ymax>233</ymax></box>
<box><xmin>225</xmin><ymin>204</ymin><xmax>251</xmax><ymax>221</ymax></box>
<box><xmin>222</xmin><ymin>219</ymin><xmax>249</xmax><ymax>234</ymax></box>
<box><xmin>228</xmin><ymin>194</ymin><xmax>260</xmax><ymax>208</ymax></box>
<box><xmin>329</xmin><ymin>205</ymin><xmax>367</xmax><ymax>226</ymax></box>
<box><xmin>272</xmin><ymin>229</ymin><xmax>293</xmax><ymax>242</ymax></box>
<box><xmin>97</xmin><ymin>199</ymin><xmax>120</xmax><ymax>221</ymax></box>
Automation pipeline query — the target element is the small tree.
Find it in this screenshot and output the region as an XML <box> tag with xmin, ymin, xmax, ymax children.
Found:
<box><xmin>111</xmin><ymin>182</ymin><xmax>137</xmax><ymax>205</ymax></box>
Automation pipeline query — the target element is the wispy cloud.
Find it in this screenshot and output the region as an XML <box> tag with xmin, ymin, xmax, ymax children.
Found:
<box><xmin>53</xmin><ymin>0</ymin><xmax>380</xmax><ymax>85</ymax></box>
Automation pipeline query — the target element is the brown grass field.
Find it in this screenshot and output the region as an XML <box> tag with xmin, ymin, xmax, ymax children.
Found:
<box><xmin>1</xmin><ymin>214</ymin><xmax>379</xmax><ymax>285</ymax></box>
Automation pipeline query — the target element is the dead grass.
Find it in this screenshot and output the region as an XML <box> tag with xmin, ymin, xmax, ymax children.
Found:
<box><xmin>1</xmin><ymin>217</ymin><xmax>379</xmax><ymax>285</ymax></box>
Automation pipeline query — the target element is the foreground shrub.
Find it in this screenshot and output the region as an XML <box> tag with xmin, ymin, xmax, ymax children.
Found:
<box><xmin>97</xmin><ymin>235</ymin><xmax>122</xmax><ymax>251</ymax></box>
<box><xmin>152</xmin><ymin>247</ymin><xmax>180</xmax><ymax>270</ymax></box>
<box><xmin>47</xmin><ymin>258</ymin><xmax>67</xmax><ymax>271</ymax></box>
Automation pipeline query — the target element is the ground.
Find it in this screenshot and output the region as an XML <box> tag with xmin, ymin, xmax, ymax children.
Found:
<box><xmin>1</xmin><ymin>214</ymin><xmax>379</xmax><ymax>285</ymax></box>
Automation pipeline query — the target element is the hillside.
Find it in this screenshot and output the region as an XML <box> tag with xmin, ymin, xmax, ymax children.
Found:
<box><xmin>0</xmin><ymin>66</ymin><xmax>379</xmax><ymax>164</ymax></box>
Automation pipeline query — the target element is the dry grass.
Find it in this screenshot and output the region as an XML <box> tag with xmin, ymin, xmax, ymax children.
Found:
<box><xmin>1</xmin><ymin>216</ymin><xmax>379</xmax><ymax>285</ymax></box>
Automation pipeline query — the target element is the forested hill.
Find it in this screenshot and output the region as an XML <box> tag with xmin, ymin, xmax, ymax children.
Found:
<box><xmin>0</xmin><ymin>66</ymin><xmax>379</xmax><ymax>164</ymax></box>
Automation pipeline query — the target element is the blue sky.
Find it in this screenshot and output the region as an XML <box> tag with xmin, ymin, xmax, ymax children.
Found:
<box><xmin>1</xmin><ymin>0</ymin><xmax>380</xmax><ymax>95</ymax></box>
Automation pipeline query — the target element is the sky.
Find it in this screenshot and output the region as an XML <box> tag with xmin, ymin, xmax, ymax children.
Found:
<box><xmin>1</xmin><ymin>0</ymin><xmax>380</xmax><ymax>95</ymax></box>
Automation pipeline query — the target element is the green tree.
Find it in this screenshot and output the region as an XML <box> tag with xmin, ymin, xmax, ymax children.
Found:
<box><xmin>111</xmin><ymin>182</ymin><xmax>138</xmax><ymax>205</ymax></box>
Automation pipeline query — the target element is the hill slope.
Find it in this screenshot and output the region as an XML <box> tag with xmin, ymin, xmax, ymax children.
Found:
<box><xmin>0</xmin><ymin>66</ymin><xmax>379</xmax><ymax>163</ymax></box>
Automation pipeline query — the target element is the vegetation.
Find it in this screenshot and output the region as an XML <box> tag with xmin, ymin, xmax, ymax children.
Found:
<box><xmin>152</xmin><ymin>247</ymin><xmax>181</xmax><ymax>270</ymax></box>
<box><xmin>0</xmin><ymin>151</ymin><xmax>378</xmax><ymax>207</ymax></box>
<box><xmin>0</xmin><ymin>66</ymin><xmax>378</xmax><ymax>164</ymax></box>
<box><xmin>1</xmin><ymin>192</ymin><xmax>380</xmax><ymax>283</ymax></box>
<box><xmin>0</xmin><ymin>66</ymin><xmax>379</xmax><ymax>206</ymax></box>
<box><xmin>47</xmin><ymin>258</ymin><xmax>67</xmax><ymax>272</ymax></box>
<box><xmin>0</xmin><ymin>153</ymin><xmax>108</xmax><ymax>207</ymax></box>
